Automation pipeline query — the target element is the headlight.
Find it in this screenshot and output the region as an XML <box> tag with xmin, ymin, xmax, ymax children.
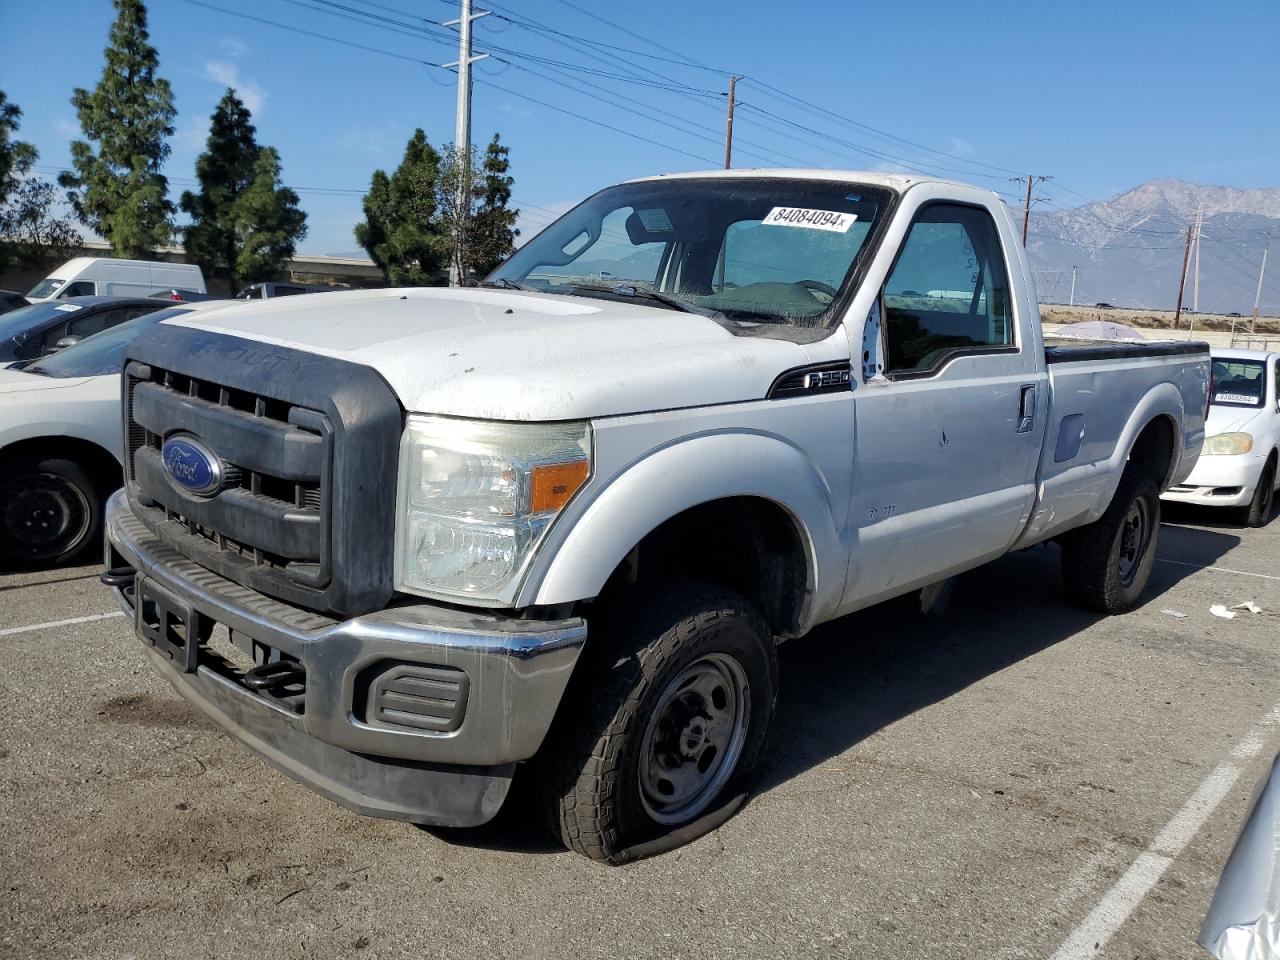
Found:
<box><xmin>1202</xmin><ymin>432</ymin><xmax>1254</xmax><ymax>456</ymax></box>
<box><xmin>394</xmin><ymin>415</ymin><xmax>591</xmax><ymax>602</ymax></box>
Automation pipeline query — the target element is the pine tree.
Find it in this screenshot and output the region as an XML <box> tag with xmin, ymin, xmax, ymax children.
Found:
<box><xmin>230</xmin><ymin>147</ymin><xmax>307</xmax><ymax>286</ymax></box>
<box><xmin>59</xmin><ymin>0</ymin><xmax>176</xmax><ymax>258</ymax></box>
<box><xmin>180</xmin><ymin>90</ymin><xmax>305</xmax><ymax>290</ymax></box>
<box><xmin>354</xmin><ymin>129</ymin><xmax>450</xmax><ymax>285</ymax></box>
<box><xmin>469</xmin><ymin>134</ymin><xmax>519</xmax><ymax>277</ymax></box>
<box><xmin>0</xmin><ymin>89</ymin><xmax>38</xmax><ymax>208</ymax></box>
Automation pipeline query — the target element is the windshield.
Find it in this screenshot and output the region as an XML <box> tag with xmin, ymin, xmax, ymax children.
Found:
<box><xmin>1210</xmin><ymin>359</ymin><xmax>1267</xmax><ymax>408</ymax></box>
<box><xmin>27</xmin><ymin>278</ymin><xmax>66</xmax><ymax>299</ymax></box>
<box><xmin>489</xmin><ymin>178</ymin><xmax>888</xmax><ymax>330</ymax></box>
<box><xmin>26</xmin><ymin>307</ymin><xmax>192</xmax><ymax>378</ymax></box>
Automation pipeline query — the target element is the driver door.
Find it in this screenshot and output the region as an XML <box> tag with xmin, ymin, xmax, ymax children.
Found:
<box><xmin>845</xmin><ymin>200</ymin><xmax>1045</xmax><ymax>607</ymax></box>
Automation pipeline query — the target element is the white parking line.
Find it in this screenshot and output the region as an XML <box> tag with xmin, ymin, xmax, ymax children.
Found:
<box><xmin>0</xmin><ymin>611</ymin><xmax>126</xmax><ymax>638</ymax></box>
<box><xmin>1157</xmin><ymin>558</ymin><xmax>1280</xmax><ymax>582</ymax></box>
<box><xmin>1047</xmin><ymin>699</ymin><xmax>1280</xmax><ymax>959</ymax></box>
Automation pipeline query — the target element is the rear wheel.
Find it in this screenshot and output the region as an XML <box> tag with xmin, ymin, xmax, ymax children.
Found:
<box><xmin>1242</xmin><ymin>458</ymin><xmax>1276</xmax><ymax>528</ymax></box>
<box><xmin>542</xmin><ymin>584</ymin><xmax>778</xmax><ymax>863</ymax></box>
<box><xmin>0</xmin><ymin>456</ymin><xmax>106</xmax><ymax>567</ymax></box>
<box><xmin>1061</xmin><ymin>468</ymin><xmax>1160</xmax><ymax>614</ymax></box>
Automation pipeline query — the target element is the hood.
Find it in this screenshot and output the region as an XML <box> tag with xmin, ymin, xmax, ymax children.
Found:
<box><xmin>1206</xmin><ymin>404</ymin><xmax>1265</xmax><ymax>437</ymax></box>
<box><xmin>165</xmin><ymin>288</ymin><xmax>814</xmax><ymax>420</ymax></box>
<box><xmin>0</xmin><ymin>368</ymin><xmax>94</xmax><ymax>395</ymax></box>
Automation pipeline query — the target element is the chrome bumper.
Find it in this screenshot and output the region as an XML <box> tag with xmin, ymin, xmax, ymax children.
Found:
<box><xmin>104</xmin><ymin>491</ymin><xmax>587</xmax><ymax>827</ymax></box>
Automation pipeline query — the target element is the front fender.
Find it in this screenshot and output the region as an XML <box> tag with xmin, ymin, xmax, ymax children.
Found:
<box><xmin>520</xmin><ymin>430</ymin><xmax>845</xmax><ymax>627</ymax></box>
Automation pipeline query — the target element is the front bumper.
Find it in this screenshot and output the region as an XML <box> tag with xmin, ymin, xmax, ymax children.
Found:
<box><xmin>104</xmin><ymin>491</ymin><xmax>587</xmax><ymax>826</ymax></box>
<box><xmin>1162</xmin><ymin>454</ymin><xmax>1266</xmax><ymax>508</ymax></box>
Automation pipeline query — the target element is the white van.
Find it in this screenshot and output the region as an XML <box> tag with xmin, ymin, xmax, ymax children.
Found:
<box><xmin>27</xmin><ymin>258</ymin><xmax>206</xmax><ymax>301</ymax></box>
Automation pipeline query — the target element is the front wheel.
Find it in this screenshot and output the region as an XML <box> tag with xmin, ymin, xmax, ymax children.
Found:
<box><xmin>1060</xmin><ymin>469</ymin><xmax>1161</xmax><ymax>614</ymax></box>
<box><xmin>0</xmin><ymin>456</ymin><xmax>106</xmax><ymax>567</ymax></box>
<box><xmin>542</xmin><ymin>584</ymin><xmax>778</xmax><ymax>863</ymax></box>
<box><xmin>1242</xmin><ymin>458</ymin><xmax>1276</xmax><ymax>528</ymax></box>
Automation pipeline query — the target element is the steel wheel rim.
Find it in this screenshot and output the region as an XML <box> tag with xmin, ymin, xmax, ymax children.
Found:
<box><xmin>0</xmin><ymin>473</ymin><xmax>92</xmax><ymax>560</ymax></box>
<box><xmin>638</xmin><ymin>652</ymin><xmax>750</xmax><ymax>826</ymax></box>
<box><xmin>1116</xmin><ymin>497</ymin><xmax>1151</xmax><ymax>586</ymax></box>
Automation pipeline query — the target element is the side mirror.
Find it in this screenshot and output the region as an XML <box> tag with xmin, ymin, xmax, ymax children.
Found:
<box><xmin>50</xmin><ymin>335</ymin><xmax>81</xmax><ymax>353</ymax></box>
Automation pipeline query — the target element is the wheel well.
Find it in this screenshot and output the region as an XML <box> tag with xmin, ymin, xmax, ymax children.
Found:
<box><xmin>1127</xmin><ymin>416</ymin><xmax>1177</xmax><ymax>488</ymax></box>
<box><xmin>1</xmin><ymin>436</ymin><xmax>121</xmax><ymax>490</ymax></box>
<box><xmin>596</xmin><ymin>497</ymin><xmax>811</xmax><ymax>639</ymax></box>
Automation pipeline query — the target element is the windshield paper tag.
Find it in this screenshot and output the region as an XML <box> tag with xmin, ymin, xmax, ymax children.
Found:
<box><xmin>636</xmin><ymin>208</ymin><xmax>673</xmax><ymax>232</ymax></box>
<box><xmin>1214</xmin><ymin>393</ymin><xmax>1256</xmax><ymax>404</ymax></box>
<box><xmin>54</xmin><ymin>303</ymin><xmax>83</xmax><ymax>312</ymax></box>
<box><xmin>764</xmin><ymin>207</ymin><xmax>857</xmax><ymax>233</ymax></box>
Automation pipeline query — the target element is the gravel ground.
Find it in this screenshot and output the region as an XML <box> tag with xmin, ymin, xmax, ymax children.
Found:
<box><xmin>1</xmin><ymin>503</ymin><xmax>1277</xmax><ymax>960</ymax></box>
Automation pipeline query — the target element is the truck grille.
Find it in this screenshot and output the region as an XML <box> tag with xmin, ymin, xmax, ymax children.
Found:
<box><xmin>126</xmin><ymin>362</ymin><xmax>332</xmax><ymax>584</ymax></box>
<box><xmin>122</xmin><ymin>325</ymin><xmax>403</xmax><ymax>618</ymax></box>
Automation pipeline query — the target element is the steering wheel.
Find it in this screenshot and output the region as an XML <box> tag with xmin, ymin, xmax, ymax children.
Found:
<box><xmin>793</xmin><ymin>280</ymin><xmax>838</xmax><ymax>303</ymax></box>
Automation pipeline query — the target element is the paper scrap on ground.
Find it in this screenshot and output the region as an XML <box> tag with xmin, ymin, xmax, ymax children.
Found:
<box><xmin>1161</xmin><ymin>609</ymin><xmax>1188</xmax><ymax>618</ymax></box>
<box><xmin>1231</xmin><ymin>601</ymin><xmax>1262</xmax><ymax>614</ymax></box>
<box><xmin>1209</xmin><ymin>605</ymin><xmax>1237</xmax><ymax>620</ymax></box>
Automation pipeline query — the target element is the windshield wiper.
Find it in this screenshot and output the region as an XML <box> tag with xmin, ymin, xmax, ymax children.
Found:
<box><xmin>480</xmin><ymin>277</ymin><xmax>529</xmax><ymax>291</ymax></box>
<box><xmin>566</xmin><ymin>282</ymin><xmax>715</xmax><ymax>317</ymax></box>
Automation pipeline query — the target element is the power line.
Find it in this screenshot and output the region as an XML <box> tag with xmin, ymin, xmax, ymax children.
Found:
<box><xmin>177</xmin><ymin>0</ymin><xmax>442</xmax><ymax>64</ymax></box>
<box><xmin>471</xmin><ymin>75</ymin><xmax>719</xmax><ymax>166</ymax></box>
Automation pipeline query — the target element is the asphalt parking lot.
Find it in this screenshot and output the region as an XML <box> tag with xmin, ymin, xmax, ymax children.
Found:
<box><xmin>1</xmin><ymin>505</ymin><xmax>1277</xmax><ymax>960</ymax></box>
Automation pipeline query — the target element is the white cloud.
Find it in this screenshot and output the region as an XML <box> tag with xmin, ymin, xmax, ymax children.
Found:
<box><xmin>53</xmin><ymin>118</ymin><xmax>79</xmax><ymax>139</ymax></box>
<box><xmin>947</xmin><ymin>137</ymin><xmax>976</xmax><ymax>158</ymax></box>
<box><xmin>219</xmin><ymin>36</ymin><xmax>248</xmax><ymax>58</ymax></box>
<box><xmin>174</xmin><ymin>116</ymin><xmax>209</xmax><ymax>151</ymax></box>
<box><xmin>203</xmin><ymin>60</ymin><xmax>266</xmax><ymax>115</ymax></box>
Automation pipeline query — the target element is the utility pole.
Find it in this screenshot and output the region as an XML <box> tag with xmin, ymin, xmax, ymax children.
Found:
<box><xmin>1011</xmin><ymin>175</ymin><xmax>1051</xmax><ymax>246</ymax></box>
<box><xmin>1173</xmin><ymin>223</ymin><xmax>1194</xmax><ymax>328</ymax></box>
<box><xmin>444</xmin><ymin>0</ymin><xmax>490</xmax><ymax>287</ymax></box>
<box><xmin>1191</xmin><ymin>202</ymin><xmax>1204</xmax><ymax>313</ymax></box>
<box><xmin>723</xmin><ymin>75</ymin><xmax>737</xmax><ymax>169</ymax></box>
<box><xmin>1069</xmin><ymin>265</ymin><xmax>1079</xmax><ymax>306</ymax></box>
<box><xmin>1252</xmin><ymin>229</ymin><xmax>1272</xmax><ymax>333</ymax></box>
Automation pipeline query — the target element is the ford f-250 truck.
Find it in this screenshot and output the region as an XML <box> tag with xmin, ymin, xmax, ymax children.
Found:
<box><xmin>101</xmin><ymin>170</ymin><xmax>1209</xmax><ymax>863</ymax></box>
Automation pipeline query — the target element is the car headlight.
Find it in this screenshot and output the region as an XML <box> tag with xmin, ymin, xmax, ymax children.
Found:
<box><xmin>394</xmin><ymin>415</ymin><xmax>591</xmax><ymax>602</ymax></box>
<box><xmin>1202</xmin><ymin>432</ymin><xmax>1253</xmax><ymax>456</ymax></box>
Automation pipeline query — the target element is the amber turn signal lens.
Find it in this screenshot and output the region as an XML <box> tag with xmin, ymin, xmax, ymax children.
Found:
<box><xmin>531</xmin><ymin>460</ymin><xmax>589</xmax><ymax>513</ymax></box>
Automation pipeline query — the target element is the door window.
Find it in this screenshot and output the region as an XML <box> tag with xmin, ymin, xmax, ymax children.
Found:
<box><xmin>62</xmin><ymin>280</ymin><xmax>95</xmax><ymax>297</ymax></box>
<box><xmin>41</xmin><ymin>308</ymin><xmax>127</xmax><ymax>351</ymax></box>
<box><xmin>39</xmin><ymin>322</ymin><xmax>70</xmax><ymax>350</ymax></box>
<box><xmin>882</xmin><ymin>203</ymin><xmax>1014</xmax><ymax>374</ymax></box>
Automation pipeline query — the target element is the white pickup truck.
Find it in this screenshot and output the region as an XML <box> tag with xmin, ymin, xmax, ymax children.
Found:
<box><xmin>102</xmin><ymin>170</ymin><xmax>1209</xmax><ymax>862</ymax></box>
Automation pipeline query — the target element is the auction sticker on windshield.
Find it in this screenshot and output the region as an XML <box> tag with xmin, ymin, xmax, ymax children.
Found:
<box><xmin>54</xmin><ymin>303</ymin><xmax>83</xmax><ymax>312</ymax></box>
<box><xmin>763</xmin><ymin>207</ymin><xmax>858</xmax><ymax>233</ymax></box>
<box><xmin>1214</xmin><ymin>393</ymin><xmax>1258</xmax><ymax>405</ymax></box>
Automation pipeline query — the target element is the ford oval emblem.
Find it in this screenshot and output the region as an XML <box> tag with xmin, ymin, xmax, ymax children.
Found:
<box><xmin>161</xmin><ymin>434</ymin><xmax>222</xmax><ymax>496</ymax></box>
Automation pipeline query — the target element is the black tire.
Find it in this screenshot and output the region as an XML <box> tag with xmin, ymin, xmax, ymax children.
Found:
<box><xmin>1243</xmin><ymin>458</ymin><xmax>1276</xmax><ymax>528</ymax></box>
<box><xmin>0</xmin><ymin>455</ymin><xmax>106</xmax><ymax>567</ymax></box>
<box><xmin>541</xmin><ymin>583</ymin><xmax>778</xmax><ymax>864</ymax></box>
<box><xmin>1060</xmin><ymin>469</ymin><xmax>1161</xmax><ymax>614</ymax></box>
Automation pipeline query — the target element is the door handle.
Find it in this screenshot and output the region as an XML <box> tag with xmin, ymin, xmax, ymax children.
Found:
<box><xmin>1017</xmin><ymin>384</ymin><xmax>1036</xmax><ymax>433</ymax></box>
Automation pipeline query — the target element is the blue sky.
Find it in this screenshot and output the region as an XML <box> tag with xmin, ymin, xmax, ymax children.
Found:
<box><xmin>2</xmin><ymin>0</ymin><xmax>1278</xmax><ymax>255</ymax></box>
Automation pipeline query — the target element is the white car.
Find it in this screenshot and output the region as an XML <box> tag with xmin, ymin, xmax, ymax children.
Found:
<box><xmin>0</xmin><ymin>300</ymin><xmax>233</xmax><ymax>566</ymax></box>
<box><xmin>1164</xmin><ymin>348</ymin><xmax>1280</xmax><ymax>526</ymax></box>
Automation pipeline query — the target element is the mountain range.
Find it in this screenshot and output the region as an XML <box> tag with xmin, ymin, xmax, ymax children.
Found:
<box><xmin>1026</xmin><ymin>179</ymin><xmax>1279</xmax><ymax>315</ymax></box>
